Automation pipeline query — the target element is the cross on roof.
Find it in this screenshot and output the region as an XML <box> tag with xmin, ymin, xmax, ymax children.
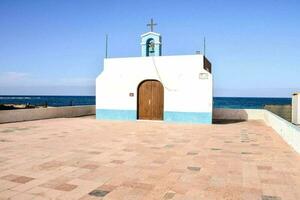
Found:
<box><xmin>147</xmin><ymin>18</ymin><xmax>157</xmax><ymax>32</ymax></box>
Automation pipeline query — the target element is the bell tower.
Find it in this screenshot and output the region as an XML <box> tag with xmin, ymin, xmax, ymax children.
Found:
<box><xmin>141</xmin><ymin>19</ymin><xmax>162</xmax><ymax>57</ymax></box>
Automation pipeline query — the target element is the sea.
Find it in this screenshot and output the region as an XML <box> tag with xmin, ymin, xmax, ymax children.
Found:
<box><xmin>0</xmin><ymin>96</ymin><xmax>292</xmax><ymax>109</ymax></box>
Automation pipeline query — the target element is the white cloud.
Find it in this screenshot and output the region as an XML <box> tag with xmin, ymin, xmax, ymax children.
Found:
<box><xmin>214</xmin><ymin>87</ymin><xmax>300</xmax><ymax>98</ymax></box>
<box><xmin>0</xmin><ymin>71</ymin><xmax>30</xmax><ymax>85</ymax></box>
<box><xmin>0</xmin><ymin>71</ymin><xmax>95</xmax><ymax>95</ymax></box>
<box><xmin>58</xmin><ymin>78</ymin><xmax>95</xmax><ymax>86</ymax></box>
<box><xmin>0</xmin><ymin>71</ymin><xmax>95</xmax><ymax>87</ymax></box>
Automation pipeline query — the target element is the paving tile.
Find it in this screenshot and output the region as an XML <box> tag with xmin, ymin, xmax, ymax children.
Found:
<box><xmin>9</xmin><ymin>193</ymin><xmax>37</xmax><ymax>200</ymax></box>
<box><xmin>1</xmin><ymin>174</ymin><xmax>19</xmax><ymax>181</ymax></box>
<box><xmin>257</xmin><ymin>166</ymin><xmax>272</xmax><ymax>171</ymax></box>
<box><xmin>0</xmin><ymin>189</ymin><xmax>19</xmax><ymax>199</ymax></box>
<box><xmin>211</xmin><ymin>148</ymin><xmax>222</xmax><ymax>151</ymax></box>
<box><xmin>261</xmin><ymin>178</ymin><xmax>284</xmax><ymax>185</ymax></box>
<box><xmin>164</xmin><ymin>144</ymin><xmax>174</xmax><ymax>148</ymax></box>
<box><xmin>26</xmin><ymin>186</ymin><xmax>49</xmax><ymax>196</ymax></box>
<box><xmin>81</xmin><ymin>164</ymin><xmax>99</xmax><ymax>170</ymax></box>
<box><xmin>88</xmin><ymin>151</ymin><xmax>101</xmax><ymax>155</ymax></box>
<box><xmin>170</xmin><ymin>169</ymin><xmax>185</xmax><ymax>174</ymax></box>
<box><xmin>39</xmin><ymin>176</ymin><xmax>72</xmax><ymax>190</ymax></box>
<box><xmin>38</xmin><ymin>160</ymin><xmax>63</xmax><ymax>170</ymax></box>
<box><xmin>123</xmin><ymin>148</ymin><xmax>134</xmax><ymax>152</ymax></box>
<box><xmin>122</xmin><ymin>181</ymin><xmax>154</xmax><ymax>190</ymax></box>
<box><xmin>262</xmin><ymin>195</ymin><xmax>282</xmax><ymax>200</ymax></box>
<box><xmin>88</xmin><ymin>189</ymin><xmax>110</xmax><ymax>197</ymax></box>
<box><xmin>164</xmin><ymin>191</ymin><xmax>176</xmax><ymax>199</ymax></box>
<box><xmin>186</xmin><ymin>151</ymin><xmax>198</xmax><ymax>155</ymax></box>
<box><xmin>0</xmin><ymin>174</ymin><xmax>34</xmax><ymax>184</ymax></box>
<box><xmin>101</xmin><ymin>186</ymin><xmax>131</xmax><ymax>199</ymax></box>
<box><xmin>98</xmin><ymin>184</ymin><xmax>117</xmax><ymax>192</ymax></box>
<box><xmin>241</xmin><ymin>151</ymin><xmax>252</xmax><ymax>154</ymax></box>
<box><xmin>54</xmin><ymin>183</ymin><xmax>77</xmax><ymax>191</ymax></box>
<box><xmin>0</xmin><ymin>129</ymin><xmax>14</xmax><ymax>133</ymax></box>
<box><xmin>187</xmin><ymin>166</ymin><xmax>201</xmax><ymax>171</ymax></box>
<box><xmin>79</xmin><ymin>194</ymin><xmax>101</xmax><ymax>200</ymax></box>
<box><xmin>38</xmin><ymin>188</ymin><xmax>65</xmax><ymax>199</ymax></box>
<box><xmin>110</xmin><ymin>160</ymin><xmax>125</xmax><ymax>164</ymax></box>
<box><xmin>0</xmin><ymin>180</ymin><xmax>20</xmax><ymax>191</ymax></box>
<box><xmin>12</xmin><ymin>176</ymin><xmax>35</xmax><ymax>184</ymax></box>
<box><xmin>242</xmin><ymin>188</ymin><xmax>262</xmax><ymax>199</ymax></box>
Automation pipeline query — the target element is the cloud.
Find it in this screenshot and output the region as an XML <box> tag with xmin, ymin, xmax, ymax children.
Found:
<box><xmin>0</xmin><ymin>71</ymin><xmax>29</xmax><ymax>81</ymax></box>
<box><xmin>214</xmin><ymin>87</ymin><xmax>300</xmax><ymax>98</ymax></box>
<box><xmin>0</xmin><ymin>71</ymin><xmax>96</xmax><ymax>95</ymax></box>
<box><xmin>0</xmin><ymin>85</ymin><xmax>95</xmax><ymax>96</ymax></box>
<box><xmin>0</xmin><ymin>71</ymin><xmax>95</xmax><ymax>86</ymax></box>
<box><xmin>0</xmin><ymin>71</ymin><xmax>30</xmax><ymax>85</ymax></box>
<box><xmin>58</xmin><ymin>78</ymin><xmax>95</xmax><ymax>86</ymax></box>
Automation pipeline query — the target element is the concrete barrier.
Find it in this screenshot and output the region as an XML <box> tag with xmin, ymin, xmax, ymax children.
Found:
<box><xmin>213</xmin><ymin>108</ymin><xmax>265</xmax><ymax>121</ymax></box>
<box><xmin>264</xmin><ymin>105</ymin><xmax>291</xmax><ymax>122</ymax></box>
<box><xmin>213</xmin><ymin>108</ymin><xmax>300</xmax><ymax>154</ymax></box>
<box><xmin>0</xmin><ymin>105</ymin><xmax>95</xmax><ymax>124</ymax></box>
<box><xmin>264</xmin><ymin>110</ymin><xmax>300</xmax><ymax>153</ymax></box>
<box><xmin>292</xmin><ymin>93</ymin><xmax>300</xmax><ymax>125</ymax></box>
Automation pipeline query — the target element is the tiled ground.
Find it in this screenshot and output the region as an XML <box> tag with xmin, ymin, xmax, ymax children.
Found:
<box><xmin>0</xmin><ymin>117</ymin><xmax>300</xmax><ymax>200</ymax></box>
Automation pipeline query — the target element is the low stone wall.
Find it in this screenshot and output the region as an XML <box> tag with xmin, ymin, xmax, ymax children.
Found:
<box><xmin>264</xmin><ymin>110</ymin><xmax>300</xmax><ymax>153</ymax></box>
<box><xmin>0</xmin><ymin>105</ymin><xmax>95</xmax><ymax>124</ymax></box>
<box><xmin>213</xmin><ymin>108</ymin><xmax>300</xmax><ymax>154</ymax></box>
<box><xmin>264</xmin><ymin>105</ymin><xmax>291</xmax><ymax>122</ymax></box>
<box><xmin>213</xmin><ymin>108</ymin><xmax>265</xmax><ymax>121</ymax></box>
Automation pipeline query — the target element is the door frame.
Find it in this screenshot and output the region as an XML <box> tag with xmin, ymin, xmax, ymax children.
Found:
<box><xmin>137</xmin><ymin>79</ymin><xmax>164</xmax><ymax>120</ymax></box>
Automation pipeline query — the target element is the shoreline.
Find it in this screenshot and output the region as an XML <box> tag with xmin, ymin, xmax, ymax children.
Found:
<box><xmin>0</xmin><ymin>104</ymin><xmax>47</xmax><ymax>110</ymax></box>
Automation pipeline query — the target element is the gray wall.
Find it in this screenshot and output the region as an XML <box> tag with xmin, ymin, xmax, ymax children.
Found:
<box><xmin>0</xmin><ymin>105</ymin><xmax>95</xmax><ymax>124</ymax></box>
<box><xmin>264</xmin><ymin>110</ymin><xmax>300</xmax><ymax>154</ymax></box>
<box><xmin>213</xmin><ymin>108</ymin><xmax>300</xmax><ymax>154</ymax></box>
<box><xmin>264</xmin><ymin>105</ymin><xmax>291</xmax><ymax>122</ymax></box>
<box><xmin>213</xmin><ymin>108</ymin><xmax>265</xmax><ymax>121</ymax></box>
<box><xmin>0</xmin><ymin>107</ymin><xmax>265</xmax><ymax>124</ymax></box>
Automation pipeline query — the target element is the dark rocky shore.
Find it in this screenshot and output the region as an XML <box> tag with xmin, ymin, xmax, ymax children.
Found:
<box><xmin>0</xmin><ymin>104</ymin><xmax>46</xmax><ymax>110</ymax></box>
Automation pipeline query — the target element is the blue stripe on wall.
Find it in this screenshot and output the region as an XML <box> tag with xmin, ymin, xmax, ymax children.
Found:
<box><xmin>164</xmin><ymin>111</ymin><xmax>212</xmax><ymax>124</ymax></box>
<box><xmin>96</xmin><ymin>109</ymin><xmax>212</xmax><ymax>124</ymax></box>
<box><xmin>96</xmin><ymin>109</ymin><xmax>136</xmax><ymax>120</ymax></box>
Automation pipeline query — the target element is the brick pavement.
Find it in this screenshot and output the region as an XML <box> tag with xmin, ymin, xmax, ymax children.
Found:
<box><xmin>0</xmin><ymin>117</ymin><xmax>299</xmax><ymax>199</ymax></box>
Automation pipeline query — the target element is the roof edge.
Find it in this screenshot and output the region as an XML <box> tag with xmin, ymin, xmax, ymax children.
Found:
<box><xmin>141</xmin><ymin>32</ymin><xmax>161</xmax><ymax>37</ymax></box>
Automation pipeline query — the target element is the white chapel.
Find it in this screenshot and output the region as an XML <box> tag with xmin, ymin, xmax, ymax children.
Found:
<box><xmin>96</xmin><ymin>19</ymin><xmax>213</xmax><ymax>124</ymax></box>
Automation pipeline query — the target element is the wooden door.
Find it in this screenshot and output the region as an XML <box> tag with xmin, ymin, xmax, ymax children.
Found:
<box><xmin>138</xmin><ymin>80</ymin><xmax>163</xmax><ymax>120</ymax></box>
<box><xmin>151</xmin><ymin>81</ymin><xmax>164</xmax><ymax>120</ymax></box>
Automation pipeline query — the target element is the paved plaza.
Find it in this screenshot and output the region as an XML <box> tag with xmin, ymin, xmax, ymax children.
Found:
<box><xmin>0</xmin><ymin>117</ymin><xmax>300</xmax><ymax>199</ymax></box>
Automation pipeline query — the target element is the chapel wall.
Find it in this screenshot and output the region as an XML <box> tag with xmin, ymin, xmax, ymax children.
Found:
<box><xmin>96</xmin><ymin>55</ymin><xmax>213</xmax><ymax>115</ymax></box>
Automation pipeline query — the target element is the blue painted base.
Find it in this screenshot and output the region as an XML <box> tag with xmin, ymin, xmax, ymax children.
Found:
<box><xmin>164</xmin><ymin>111</ymin><xmax>212</xmax><ymax>124</ymax></box>
<box><xmin>96</xmin><ymin>109</ymin><xmax>136</xmax><ymax>121</ymax></box>
<box><xmin>96</xmin><ymin>109</ymin><xmax>212</xmax><ymax>124</ymax></box>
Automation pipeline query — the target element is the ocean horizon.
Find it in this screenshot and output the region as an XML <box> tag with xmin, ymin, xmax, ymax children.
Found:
<box><xmin>0</xmin><ymin>95</ymin><xmax>292</xmax><ymax>109</ymax></box>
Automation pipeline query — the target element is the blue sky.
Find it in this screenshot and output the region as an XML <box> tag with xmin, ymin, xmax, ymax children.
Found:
<box><xmin>0</xmin><ymin>0</ymin><xmax>299</xmax><ymax>97</ymax></box>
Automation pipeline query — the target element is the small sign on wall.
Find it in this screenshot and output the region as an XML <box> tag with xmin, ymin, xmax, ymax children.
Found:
<box><xmin>129</xmin><ymin>93</ymin><xmax>134</xmax><ymax>97</ymax></box>
<box><xmin>199</xmin><ymin>73</ymin><xmax>208</xmax><ymax>79</ymax></box>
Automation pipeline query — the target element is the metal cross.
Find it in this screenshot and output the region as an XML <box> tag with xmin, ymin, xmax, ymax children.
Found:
<box><xmin>147</xmin><ymin>18</ymin><xmax>157</xmax><ymax>32</ymax></box>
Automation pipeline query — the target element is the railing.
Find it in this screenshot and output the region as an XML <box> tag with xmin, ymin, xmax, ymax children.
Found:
<box><xmin>0</xmin><ymin>105</ymin><xmax>95</xmax><ymax>124</ymax></box>
<box><xmin>264</xmin><ymin>104</ymin><xmax>291</xmax><ymax>122</ymax></box>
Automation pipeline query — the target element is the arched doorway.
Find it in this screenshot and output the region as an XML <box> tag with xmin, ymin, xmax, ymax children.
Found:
<box><xmin>137</xmin><ymin>80</ymin><xmax>164</xmax><ymax>120</ymax></box>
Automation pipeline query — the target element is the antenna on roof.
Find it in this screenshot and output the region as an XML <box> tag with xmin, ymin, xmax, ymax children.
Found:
<box><xmin>203</xmin><ymin>36</ymin><xmax>206</xmax><ymax>57</ymax></box>
<box><xmin>105</xmin><ymin>34</ymin><xmax>108</xmax><ymax>58</ymax></box>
